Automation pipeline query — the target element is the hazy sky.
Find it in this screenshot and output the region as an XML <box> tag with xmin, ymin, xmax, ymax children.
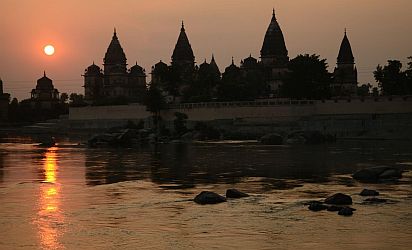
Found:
<box><xmin>1</xmin><ymin>0</ymin><xmax>411</xmax><ymax>100</ymax></box>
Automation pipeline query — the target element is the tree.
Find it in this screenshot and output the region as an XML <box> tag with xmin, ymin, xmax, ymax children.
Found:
<box><xmin>144</xmin><ymin>84</ymin><xmax>166</xmax><ymax>133</ymax></box>
<box><xmin>374</xmin><ymin>60</ymin><xmax>409</xmax><ymax>95</ymax></box>
<box><xmin>69</xmin><ymin>93</ymin><xmax>87</xmax><ymax>107</ymax></box>
<box><xmin>406</xmin><ymin>57</ymin><xmax>412</xmax><ymax>94</ymax></box>
<box><xmin>60</xmin><ymin>92</ymin><xmax>69</xmax><ymax>104</ymax></box>
<box><xmin>281</xmin><ymin>54</ymin><xmax>332</xmax><ymax>99</ymax></box>
<box><xmin>357</xmin><ymin>83</ymin><xmax>372</xmax><ymax>97</ymax></box>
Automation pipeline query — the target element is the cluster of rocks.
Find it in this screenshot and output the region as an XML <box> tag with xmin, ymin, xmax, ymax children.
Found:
<box><xmin>307</xmin><ymin>187</ymin><xmax>392</xmax><ymax>216</ymax></box>
<box><xmin>260</xmin><ymin>131</ymin><xmax>336</xmax><ymax>145</ymax></box>
<box><xmin>353</xmin><ymin>166</ymin><xmax>403</xmax><ymax>182</ymax></box>
<box><xmin>193</xmin><ymin>189</ymin><xmax>249</xmax><ymax>205</ymax></box>
<box><xmin>307</xmin><ymin>193</ymin><xmax>355</xmax><ymax>216</ymax></box>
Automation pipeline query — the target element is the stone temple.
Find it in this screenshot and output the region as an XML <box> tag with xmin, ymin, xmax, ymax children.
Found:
<box><xmin>332</xmin><ymin>30</ymin><xmax>358</xmax><ymax>96</ymax></box>
<box><xmin>83</xmin><ymin>29</ymin><xmax>147</xmax><ymax>103</ymax></box>
<box><xmin>84</xmin><ymin>9</ymin><xmax>359</xmax><ymax>103</ymax></box>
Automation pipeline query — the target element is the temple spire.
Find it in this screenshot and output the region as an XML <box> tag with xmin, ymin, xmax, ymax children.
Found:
<box><xmin>172</xmin><ymin>21</ymin><xmax>195</xmax><ymax>65</ymax></box>
<box><xmin>337</xmin><ymin>29</ymin><xmax>354</xmax><ymax>64</ymax></box>
<box><xmin>44</xmin><ymin>71</ymin><xmax>46</xmax><ymax>77</ymax></box>
<box><xmin>260</xmin><ymin>9</ymin><xmax>288</xmax><ymax>65</ymax></box>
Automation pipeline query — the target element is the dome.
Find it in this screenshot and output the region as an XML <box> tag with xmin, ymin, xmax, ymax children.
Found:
<box><xmin>224</xmin><ymin>58</ymin><xmax>240</xmax><ymax>74</ymax></box>
<box><xmin>36</xmin><ymin>72</ymin><xmax>54</xmax><ymax>90</ymax></box>
<box><xmin>85</xmin><ymin>63</ymin><xmax>101</xmax><ymax>75</ymax></box>
<box><xmin>130</xmin><ymin>62</ymin><xmax>145</xmax><ymax>76</ymax></box>
<box><xmin>242</xmin><ymin>55</ymin><xmax>258</xmax><ymax>68</ymax></box>
<box><xmin>152</xmin><ymin>61</ymin><xmax>168</xmax><ymax>74</ymax></box>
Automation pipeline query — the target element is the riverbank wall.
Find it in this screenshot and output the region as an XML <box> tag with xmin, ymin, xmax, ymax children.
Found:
<box><xmin>68</xmin><ymin>96</ymin><xmax>412</xmax><ymax>139</ymax></box>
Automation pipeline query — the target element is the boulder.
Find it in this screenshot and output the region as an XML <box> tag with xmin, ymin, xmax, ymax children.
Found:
<box><xmin>327</xmin><ymin>205</ymin><xmax>342</xmax><ymax>212</ymax></box>
<box><xmin>353</xmin><ymin>166</ymin><xmax>402</xmax><ymax>181</ymax></box>
<box><xmin>308</xmin><ymin>202</ymin><xmax>328</xmax><ymax>212</ymax></box>
<box><xmin>286</xmin><ymin>134</ymin><xmax>306</xmax><ymax>145</ymax></box>
<box><xmin>338</xmin><ymin>207</ymin><xmax>354</xmax><ymax>216</ymax></box>
<box><xmin>260</xmin><ymin>133</ymin><xmax>283</xmax><ymax>145</ymax></box>
<box><xmin>226</xmin><ymin>189</ymin><xmax>249</xmax><ymax>199</ymax></box>
<box><xmin>360</xmin><ymin>189</ymin><xmax>380</xmax><ymax>196</ymax></box>
<box><xmin>194</xmin><ymin>191</ymin><xmax>227</xmax><ymax>205</ymax></box>
<box><xmin>324</xmin><ymin>193</ymin><xmax>352</xmax><ymax>205</ymax></box>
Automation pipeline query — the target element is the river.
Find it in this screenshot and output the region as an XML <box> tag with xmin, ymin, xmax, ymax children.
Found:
<box><xmin>0</xmin><ymin>138</ymin><xmax>411</xmax><ymax>249</ymax></box>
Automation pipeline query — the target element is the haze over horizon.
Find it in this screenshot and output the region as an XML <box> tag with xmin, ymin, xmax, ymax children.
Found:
<box><xmin>1</xmin><ymin>0</ymin><xmax>411</xmax><ymax>100</ymax></box>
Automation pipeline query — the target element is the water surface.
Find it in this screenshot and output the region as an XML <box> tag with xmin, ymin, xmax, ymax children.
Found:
<box><xmin>0</xmin><ymin>139</ymin><xmax>411</xmax><ymax>249</ymax></box>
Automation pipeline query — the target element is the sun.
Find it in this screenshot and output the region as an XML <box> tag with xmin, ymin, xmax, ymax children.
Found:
<box><xmin>44</xmin><ymin>45</ymin><xmax>55</xmax><ymax>56</ymax></box>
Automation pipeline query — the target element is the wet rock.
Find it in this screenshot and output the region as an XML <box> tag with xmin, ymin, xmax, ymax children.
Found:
<box><xmin>364</xmin><ymin>198</ymin><xmax>388</xmax><ymax>204</ymax></box>
<box><xmin>338</xmin><ymin>207</ymin><xmax>354</xmax><ymax>216</ymax></box>
<box><xmin>194</xmin><ymin>191</ymin><xmax>227</xmax><ymax>205</ymax></box>
<box><xmin>308</xmin><ymin>202</ymin><xmax>328</xmax><ymax>212</ymax></box>
<box><xmin>286</xmin><ymin>134</ymin><xmax>306</xmax><ymax>145</ymax></box>
<box><xmin>379</xmin><ymin>168</ymin><xmax>402</xmax><ymax>179</ymax></box>
<box><xmin>226</xmin><ymin>189</ymin><xmax>249</xmax><ymax>199</ymax></box>
<box><xmin>353</xmin><ymin>166</ymin><xmax>402</xmax><ymax>181</ymax></box>
<box><xmin>324</xmin><ymin>193</ymin><xmax>352</xmax><ymax>205</ymax></box>
<box><xmin>260</xmin><ymin>133</ymin><xmax>283</xmax><ymax>145</ymax></box>
<box><xmin>327</xmin><ymin>205</ymin><xmax>342</xmax><ymax>212</ymax></box>
<box><xmin>360</xmin><ymin>189</ymin><xmax>380</xmax><ymax>196</ymax></box>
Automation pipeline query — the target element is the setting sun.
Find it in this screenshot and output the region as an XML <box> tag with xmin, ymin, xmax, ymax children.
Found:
<box><xmin>44</xmin><ymin>45</ymin><xmax>55</xmax><ymax>56</ymax></box>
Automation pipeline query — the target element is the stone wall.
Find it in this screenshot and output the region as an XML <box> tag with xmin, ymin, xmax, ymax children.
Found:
<box><xmin>68</xmin><ymin>96</ymin><xmax>412</xmax><ymax>139</ymax></box>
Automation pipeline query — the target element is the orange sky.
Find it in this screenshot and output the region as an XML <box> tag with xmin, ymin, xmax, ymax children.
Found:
<box><xmin>1</xmin><ymin>0</ymin><xmax>411</xmax><ymax>100</ymax></box>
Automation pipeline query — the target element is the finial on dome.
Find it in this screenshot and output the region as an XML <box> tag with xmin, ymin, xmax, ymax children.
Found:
<box><xmin>43</xmin><ymin>71</ymin><xmax>46</xmax><ymax>77</ymax></box>
<box><xmin>181</xmin><ymin>21</ymin><xmax>185</xmax><ymax>30</ymax></box>
<box><xmin>231</xmin><ymin>57</ymin><xmax>234</xmax><ymax>65</ymax></box>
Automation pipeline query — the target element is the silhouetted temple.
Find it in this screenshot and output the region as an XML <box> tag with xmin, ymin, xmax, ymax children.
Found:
<box><xmin>30</xmin><ymin>72</ymin><xmax>60</xmax><ymax>109</ymax></box>
<box><xmin>260</xmin><ymin>9</ymin><xmax>289</xmax><ymax>94</ymax></box>
<box><xmin>0</xmin><ymin>78</ymin><xmax>10</xmax><ymax>121</ymax></box>
<box><xmin>332</xmin><ymin>30</ymin><xmax>358</xmax><ymax>96</ymax></box>
<box><xmin>83</xmin><ymin>29</ymin><xmax>147</xmax><ymax>103</ymax></box>
<box><xmin>84</xmin><ymin>9</ymin><xmax>359</xmax><ymax>104</ymax></box>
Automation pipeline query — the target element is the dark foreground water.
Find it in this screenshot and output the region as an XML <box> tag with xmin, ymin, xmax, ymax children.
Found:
<box><xmin>0</xmin><ymin>138</ymin><xmax>411</xmax><ymax>249</ymax></box>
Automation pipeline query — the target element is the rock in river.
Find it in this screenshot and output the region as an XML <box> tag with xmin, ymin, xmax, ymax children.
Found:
<box><xmin>338</xmin><ymin>207</ymin><xmax>354</xmax><ymax>216</ymax></box>
<box><xmin>360</xmin><ymin>189</ymin><xmax>380</xmax><ymax>196</ymax></box>
<box><xmin>194</xmin><ymin>191</ymin><xmax>227</xmax><ymax>205</ymax></box>
<box><xmin>324</xmin><ymin>193</ymin><xmax>353</xmax><ymax>205</ymax></box>
<box><xmin>226</xmin><ymin>189</ymin><xmax>249</xmax><ymax>199</ymax></box>
<box><xmin>260</xmin><ymin>133</ymin><xmax>283</xmax><ymax>145</ymax></box>
<box><xmin>308</xmin><ymin>202</ymin><xmax>328</xmax><ymax>212</ymax></box>
<box><xmin>353</xmin><ymin>166</ymin><xmax>403</xmax><ymax>181</ymax></box>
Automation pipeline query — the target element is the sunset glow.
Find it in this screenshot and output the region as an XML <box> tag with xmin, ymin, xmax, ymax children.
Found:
<box><xmin>44</xmin><ymin>45</ymin><xmax>55</xmax><ymax>56</ymax></box>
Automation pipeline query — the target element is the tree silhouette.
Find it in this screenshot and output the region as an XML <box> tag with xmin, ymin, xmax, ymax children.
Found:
<box><xmin>374</xmin><ymin>60</ymin><xmax>410</xmax><ymax>95</ymax></box>
<box><xmin>281</xmin><ymin>54</ymin><xmax>332</xmax><ymax>99</ymax></box>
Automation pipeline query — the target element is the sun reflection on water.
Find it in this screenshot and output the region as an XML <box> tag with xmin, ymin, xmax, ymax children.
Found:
<box><xmin>35</xmin><ymin>147</ymin><xmax>65</xmax><ymax>249</ymax></box>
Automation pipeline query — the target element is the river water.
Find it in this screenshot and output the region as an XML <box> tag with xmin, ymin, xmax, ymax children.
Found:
<box><xmin>0</xmin><ymin>138</ymin><xmax>411</xmax><ymax>249</ymax></box>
